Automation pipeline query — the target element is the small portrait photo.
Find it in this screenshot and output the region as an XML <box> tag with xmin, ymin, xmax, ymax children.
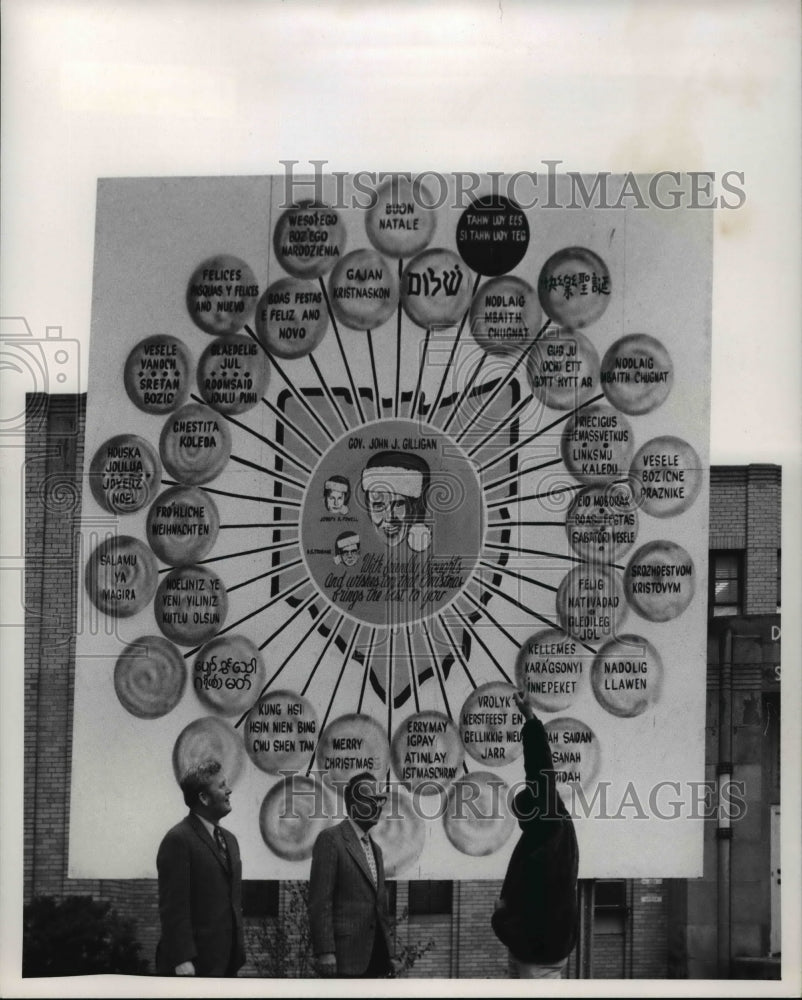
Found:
<box><xmin>323</xmin><ymin>474</ymin><xmax>351</xmax><ymax>515</ymax></box>
<box><xmin>334</xmin><ymin>531</ymin><xmax>361</xmax><ymax>567</ymax></box>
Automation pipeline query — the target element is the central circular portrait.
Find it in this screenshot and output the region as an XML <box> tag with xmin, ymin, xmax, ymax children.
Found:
<box><xmin>301</xmin><ymin>419</ymin><xmax>485</xmax><ymax>626</ymax></box>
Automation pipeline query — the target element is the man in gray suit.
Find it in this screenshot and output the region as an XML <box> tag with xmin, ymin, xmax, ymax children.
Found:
<box><xmin>308</xmin><ymin>772</ymin><xmax>398</xmax><ymax>978</ymax></box>
<box><xmin>156</xmin><ymin>758</ymin><xmax>245</xmax><ymax>977</ymax></box>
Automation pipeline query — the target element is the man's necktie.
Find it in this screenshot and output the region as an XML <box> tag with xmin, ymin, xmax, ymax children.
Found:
<box><xmin>361</xmin><ymin>834</ymin><xmax>377</xmax><ymax>885</ymax></box>
<box><xmin>214</xmin><ymin>825</ymin><xmax>230</xmax><ymax>869</ymax></box>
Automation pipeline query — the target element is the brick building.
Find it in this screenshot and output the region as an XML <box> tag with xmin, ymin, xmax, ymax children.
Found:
<box><xmin>23</xmin><ymin>394</ymin><xmax>782</xmax><ymax>979</ymax></box>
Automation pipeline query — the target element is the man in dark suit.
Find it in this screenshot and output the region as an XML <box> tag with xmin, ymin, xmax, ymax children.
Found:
<box><xmin>156</xmin><ymin>758</ymin><xmax>245</xmax><ymax>977</ymax></box>
<box><xmin>491</xmin><ymin>692</ymin><xmax>579</xmax><ymax>978</ymax></box>
<box><xmin>308</xmin><ymin>772</ymin><xmax>398</xmax><ymax>978</ymax></box>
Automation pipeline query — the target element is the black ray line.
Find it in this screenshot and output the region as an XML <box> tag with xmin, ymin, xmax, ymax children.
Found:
<box><xmin>404</xmin><ymin>625</ymin><xmax>421</xmax><ymax>714</ymax></box>
<box><xmin>242</xmin><ymin>324</ymin><xmax>334</xmax><ymax>443</ymax></box>
<box><xmin>487</xmin><ymin>541</ymin><xmax>624</xmax><ymax>570</ymax></box>
<box><xmin>256</xmin><ymin>590</ymin><xmax>320</xmax><ymax>652</ymax></box>
<box><xmin>318</xmin><ymin>277</ymin><xmax>366</xmax><ymax>425</ymax></box>
<box><xmin>160</xmin><ymin>480</ymin><xmax>303</xmax><ymax>509</ymax></box>
<box><xmin>458</xmin><ymin>589</ymin><xmax>521</xmax><ymax>649</ymax></box>
<box><xmin>486</xmin><ymin>481</ymin><xmax>584</xmax><ymax>510</ymax></box>
<box><xmin>301</xmin><ymin>614</ymin><xmax>346</xmax><ymax>697</ymax></box>
<box><xmin>219</xmin><ymin>522</ymin><xmax>300</xmax><ymax>530</ymax></box>
<box><xmin>441</xmin><ymin>353</ymin><xmax>487</xmax><ymax>434</ymax></box>
<box><xmin>410</xmin><ymin>326</ymin><xmax>433</xmax><ymax>420</ymax></box>
<box><xmin>387</xmin><ymin>629</ymin><xmax>395</xmax><ymax>744</ymax></box>
<box><xmin>450</xmin><ymin>604</ymin><xmax>513</xmax><ymax>683</ymax></box>
<box><xmin>230</xmin><ymin>454</ymin><xmax>306</xmax><ymax>491</ymax></box>
<box><xmin>420</xmin><ymin>621</ymin><xmax>454</xmax><ymax>721</ymax></box>
<box><xmin>227</xmin><ymin>557</ymin><xmax>304</xmax><ymax>594</ymax></box>
<box><xmin>306</xmin><ymin>623</ymin><xmax>363</xmax><ymax>775</ymax></box>
<box><xmin>428</xmin><ymin>272</ymin><xmax>481</xmax><ymax>420</ymax></box>
<box><xmin>468</xmin><ymin>575</ymin><xmax>597</xmax><ymax>655</ymax></box>
<box><xmin>258</xmin><ymin>602</ymin><xmax>330</xmax><ymax>695</ymax></box>
<box><xmin>358</xmin><ymin>628</ymin><xmax>377</xmax><ymax>715</ymax></box>
<box><xmin>479</xmin><ymin>392</ymin><xmax>605</xmax><ymax>473</ymax></box>
<box><xmin>184</xmin><ymin>576</ymin><xmax>311</xmax><ymax>659</ymax></box>
<box><xmin>454</xmin><ymin>316</ymin><xmax>552</xmax><ymax>442</ymax></box>
<box><xmin>482</xmin><ymin>456</ymin><xmax>563</xmax><ymax>494</ymax></box>
<box><xmin>467</xmin><ymin>394</ymin><xmax>531</xmax><ymax>457</ymax></box>
<box><xmin>157</xmin><ymin>538</ymin><xmax>298</xmax><ymax>573</ymax></box>
<box><xmin>235</xmin><ymin>597</ymin><xmax>330</xmax><ymax>726</ymax></box>
<box><xmin>366</xmin><ymin>330</ymin><xmax>383</xmax><ymax>420</ymax></box>
<box><xmin>437</xmin><ymin>613</ymin><xmax>477</xmax><ymax>689</ymax></box>
<box><xmin>479</xmin><ymin>558</ymin><xmax>558</xmax><ymax>594</ymax></box>
<box><xmin>394</xmin><ymin>260</ymin><xmax>404</xmax><ymax>417</ymax></box>
<box><xmin>161</xmin><ymin>480</ymin><xmax>301</xmax><ymax>507</ymax></box>
<box><xmin>189</xmin><ymin>392</ymin><xmax>312</xmax><ymax>474</ymax></box>
<box><xmin>201</xmin><ymin>538</ymin><xmax>298</xmax><ymax>563</ymax></box>
<box><xmin>308</xmin><ymin>353</ymin><xmax>350</xmax><ymax>432</ymax></box>
<box><xmin>262</xmin><ymin>396</ymin><xmax>324</xmax><ymax>457</ymax></box>
<box><xmin>485</xmin><ymin>520</ymin><xmax>563</xmax><ymax>529</ymax></box>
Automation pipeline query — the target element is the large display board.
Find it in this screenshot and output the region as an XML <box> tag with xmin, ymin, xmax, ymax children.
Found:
<box><xmin>70</xmin><ymin>174</ymin><xmax>711</xmax><ymax>879</ymax></box>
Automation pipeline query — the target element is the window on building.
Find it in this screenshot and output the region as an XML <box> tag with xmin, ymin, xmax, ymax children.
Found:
<box><xmin>777</xmin><ymin>549</ymin><xmax>781</xmax><ymax>611</ymax></box>
<box><xmin>594</xmin><ymin>879</ymin><xmax>628</xmax><ymax>935</ymax></box>
<box><xmin>242</xmin><ymin>880</ymin><xmax>279</xmax><ymax>918</ymax></box>
<box><xmin>595</xmin><ymin>879</ymin><xmax>627</xmax><ymax>908</ymax></box>
<box><xmin>709</xmin><ymin>551</ymin><xmax>743</xmax><ymax>616</ymax></box>
<box><xmin>408</xmin><ymin>880</ymin><xmax>452</xmax><ymax>915</ymax></box>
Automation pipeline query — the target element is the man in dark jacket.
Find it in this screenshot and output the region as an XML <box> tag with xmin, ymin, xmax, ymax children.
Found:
<box><xmin>308</xmin><ymin>772</ymin><xmax>397</xmax><ymax>978</ymax></box>
<box><xmin>491</xmin><ymin>692</ymin><xmax>579</xmax><ymax>978</ymax></box>
<box><xmin>156</xmin><ymin>758</ymin><xmax>245</xmax><ymax>977</ymax></box>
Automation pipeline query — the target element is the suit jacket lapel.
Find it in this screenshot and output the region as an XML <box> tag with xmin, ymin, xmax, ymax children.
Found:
<box><xmin>187</xmin><ymin>813</ymin><xmax>230</xmax><ymax>875</ymax></box>
<box><xmin>375</xmin><ymin>838</ymin><xmax>385</xmax><ymax>890</ymax></box>
<box><xmin>342</xmin><ymin>820</ymin><xmax>378</xmax><ymax>893</ymax></box>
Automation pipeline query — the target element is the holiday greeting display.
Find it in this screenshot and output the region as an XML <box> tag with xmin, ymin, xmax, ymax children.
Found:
<box><xmin>70</xmin><ymin>174</ymin><xmax>711</xmax><ymax>879</ymax></box>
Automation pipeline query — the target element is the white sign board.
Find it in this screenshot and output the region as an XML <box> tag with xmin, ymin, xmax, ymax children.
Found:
<box><xmin>70</xmin><ymin>173</ymin><xmax>711</xmax><ymax>879</ymax></box>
